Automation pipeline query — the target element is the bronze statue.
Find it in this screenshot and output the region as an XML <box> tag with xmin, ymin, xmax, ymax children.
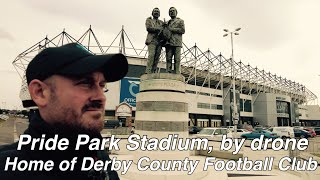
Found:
<box><xmin>145</xmin><ymin>8</ymin><xmax>164</xmax><ymax>74</ymax></box>
<box><xmin>165</xmin><ymin>7</ymin><xmax>185</xmax><ymax>74</ymax></box>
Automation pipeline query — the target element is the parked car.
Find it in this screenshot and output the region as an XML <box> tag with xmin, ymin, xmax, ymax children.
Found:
<box><xmin>188</xmin><ymin>126</ymin><xmax>203</xmax><ymax>134</ymax></box>
<box><xmin>253</xmin><ymin>125</ymin><xmax>268</xmax><ymax>131</ymax></box>
<box><xmin>241</xmin><ymin>124</ymin><xmax>253</xmax><ymax>131</ymax></box>
<box><xmin>241</xmin><ymin>130</ymin><xmax>279</xmax><ymax>140</ymax></box>
<box><xmin>0</xmin><ymin>114</ymin><xmax>9</xmax><ymax>121</ymax></box>
<box><xmin>314</xmin><ymin>127</ymin><xmax>320</xmax><ymax>135</ymax></box>
<box><xmin>303</xmin><ymin>128</ymin><xmax>316</xmax><ymax>137</ymax></box>
<box><xmin>231</xmin><ymin>129</ymin><xmax>250</xmax><ymax>139</ymax></box>
<box><xmin>195</xmin><ymin>127</ymin><xmax>232</xmax><ymax>141</ymax></box>
<box><xmin>268</xmin><ymin>127</ymin><xmax>294</xmax><ymax>139</ymax></box>
<box><xmin>226</xmin><ymin>126</ymin><xmax>236</xmax><ymax>131</ymax></box>
<box><xmin>293</xmin><ymin>129</ymin><xmax>311</xmax><ymax>139</ymax></box>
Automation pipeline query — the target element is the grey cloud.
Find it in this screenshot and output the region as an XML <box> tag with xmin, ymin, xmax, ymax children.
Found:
<box><xmin>190</xmin><ymin>0</ymin><xmax>298</xmax><ymax>49</ymax></box>
<box><xmin>22</xmin><ymin>0</ymin><xmax>148</xmax><ymax>39</ymax></box>
<box><xmin>21</xmin><ymin>1</ymin><xmax>199</xmax><ymax>48</ymax></box>
<box><xmin>0</xmin><ymin>69</ymin><xmax>18</xmax><ymax>75</ymax></box>
<box><xmin>0</xmin><ymin>28</ymin><xmax>15</xmax><ymax>41</ymax></box>
<box><xmin>18</xmin><ymin>1</ymin><xmax>309</xmax><ymax>52</ymax></box>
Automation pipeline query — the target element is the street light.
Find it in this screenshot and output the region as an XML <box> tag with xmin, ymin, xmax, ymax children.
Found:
<box><xmin>223</xmin><ymin>28</ymin><xmax>241</xmax><ymax>139</ymax></box>
<box><xmin>2</xmin><ymin>101</ymin><xmax>6</xmax><ymax>110</ymax></box>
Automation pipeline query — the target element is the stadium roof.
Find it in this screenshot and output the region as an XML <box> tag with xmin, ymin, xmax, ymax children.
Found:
<box><xmin>12</xmin><ymin>26</ymin><xmax>317</xmax><ymax>105</ymax></box>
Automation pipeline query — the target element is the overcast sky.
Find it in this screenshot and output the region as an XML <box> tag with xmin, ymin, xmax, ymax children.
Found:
<box><xmin>1</xmin><ymin>0</ymin><xmax>320</xmax><ymax>109</ymax></box>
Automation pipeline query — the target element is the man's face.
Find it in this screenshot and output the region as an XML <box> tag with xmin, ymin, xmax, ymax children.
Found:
<box><xmin>43</xmin><ymin>72</ymin><xmax>107</xmax><ymax>133</ymax></box>
<box><xmin>169</xmin><ymin>8</ymin><xmax>177</xmax><ymax>18</ymax></box>
<box><xmin>152</xmin><ymin>8</ymin><xmax>160</xmax><ymax>19</ymax></box>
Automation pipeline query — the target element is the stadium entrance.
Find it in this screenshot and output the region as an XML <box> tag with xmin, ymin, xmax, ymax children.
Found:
<box><xmin>277</xmin><ymin>117</ymin><xmax>291</xmax><ymax>126</ymax></box>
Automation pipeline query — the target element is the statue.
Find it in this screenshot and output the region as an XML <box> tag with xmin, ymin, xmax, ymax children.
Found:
<box><xmin>145</xmin><ymin>8</ymin><xmax>164</xmax><ymax>74</ymax></box>
<box><xmin>165</xmin><ymin>7</ymin><xmax>185</xmax><ymax>74</ymax></box>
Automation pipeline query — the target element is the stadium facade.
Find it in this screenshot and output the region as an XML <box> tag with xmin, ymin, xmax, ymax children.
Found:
<box><xmin>13</xmin><ymin>27</ymin><xmax>320</xmax><ymax>127</ymax></box>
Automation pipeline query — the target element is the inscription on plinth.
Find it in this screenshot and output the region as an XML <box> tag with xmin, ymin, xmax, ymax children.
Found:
<box><xmin>140</xmin><ymin>73</ymin><xmax>185</xmax><ymax>82</ymax></box>
<box><xmin>136</xmin><ymin>101</ymin><xmax>188</xmax><ymax>112</ymax></box>
<box><xmin>140</xmin><ymin>79</ymin><xmax>185</xmax><ymax>92</ymax></box>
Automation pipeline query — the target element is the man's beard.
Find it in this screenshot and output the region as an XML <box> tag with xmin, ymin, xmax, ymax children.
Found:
<box><xmin>52</xmin><ymin>120</ymin><xmax>102</xmax><ymax>136</ymax></box>
<box><xmin>46</xmin><ymin>92</ymin><xmax>104</xmax><ymax>135</ymax></box>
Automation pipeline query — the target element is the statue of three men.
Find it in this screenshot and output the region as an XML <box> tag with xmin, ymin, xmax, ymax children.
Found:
<box><xmin>145</xmin><ymin>7</ymin><xmax>185</xmax><ymax>74</ymax></box>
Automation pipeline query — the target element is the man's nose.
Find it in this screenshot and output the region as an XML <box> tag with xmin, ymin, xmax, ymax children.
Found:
<box><xmin>90</xmin><ymin>85</ymin><xmax>106</xmax><ymax>103</ymax></box>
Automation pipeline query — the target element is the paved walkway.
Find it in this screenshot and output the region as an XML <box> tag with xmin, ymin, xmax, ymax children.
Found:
<box><xmin>112</xmin><ymin>136</ymin><xmax>320</xmax><ymax>180</ymax></box>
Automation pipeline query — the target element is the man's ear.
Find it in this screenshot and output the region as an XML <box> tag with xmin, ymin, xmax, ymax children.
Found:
<box><xmin>28</xmin><ymin>79</ymin><xmax>51</xmax><ymax>107</ymax></box>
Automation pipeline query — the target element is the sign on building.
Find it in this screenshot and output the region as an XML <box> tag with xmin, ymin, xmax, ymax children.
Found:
<box><xmin>120</xmin><ymin>77</ymin><xmax>140</xmax><ymax>107</ymax></box>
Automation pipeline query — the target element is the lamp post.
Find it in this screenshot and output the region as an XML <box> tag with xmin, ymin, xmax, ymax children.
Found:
<box><xmin>2</xmin><ymin>101</ymin><xmax>6</xmax><ymax>110</ymax></box>
<box><xmin>223</xmin><ymin>28</ymin><xmax>241</xmax><ymax>139</ymax></box>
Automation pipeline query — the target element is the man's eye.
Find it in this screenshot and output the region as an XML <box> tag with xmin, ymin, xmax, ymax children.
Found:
<box><xmin>81</xmin><ymin>81</ymin><xmax>91</xmax><ymax>85</ymax></box>
<box><xmin>77</xmin><ymin>80</ymin><xmax>93</xmax><ymax>87</ymax></box>
<box><xmin>100</xmin><ymin>84</ymin><xmax>108</xmax><ymax>92</ymax></box>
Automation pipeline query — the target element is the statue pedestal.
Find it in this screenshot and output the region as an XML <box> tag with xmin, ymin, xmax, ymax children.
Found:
<box><xmin>133</xmin><ymin>73</ymin><xmax>189</xmax><ymax>162</ymax></box>
<box><xmin>122</xmin><ymin>73</ymin><xmax>223</xmax><ymax>179</ymax></box>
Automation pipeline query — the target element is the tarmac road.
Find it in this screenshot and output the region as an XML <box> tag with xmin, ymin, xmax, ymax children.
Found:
<box><xmin>0</xmin><ymin>118</ymin><xmax>14</xmax><ymax>145</ymax></box>
<box><xmin>0</xmin><ymin>117</ymin><xmax>29</xmax><ymax>145</ymax></box>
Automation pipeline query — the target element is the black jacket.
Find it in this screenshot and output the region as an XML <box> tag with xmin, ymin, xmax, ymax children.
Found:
<box><xmin>0</xmin><ymin>111</ymin><xmax>119</xmax><ymax>180</ymax></box>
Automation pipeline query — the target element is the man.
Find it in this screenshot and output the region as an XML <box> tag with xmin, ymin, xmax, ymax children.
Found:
<box><xmin>0</xmin><ymin>43</ymin><xmax>128</xmax><ymax>180</ymax></box>
<box><xmin>145</xmin><ymin>7</ymin><xmax>164</xmax><ymax>74</ymax></box>
<box><xmin>165</xmin><ymin>7</ymin><xmax>185</xmax><ymax>74</ymax></box>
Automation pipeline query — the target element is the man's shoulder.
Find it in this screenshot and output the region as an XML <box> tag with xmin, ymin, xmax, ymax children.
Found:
<box><xmin>0</xmin><ymin>143</ymin><xmax>18</xmax><ymax>155</ymax></box>
<box><xmin>0</xmin><ymin>143</ymin><xmax>21</xmax><ymax>179</ymax></box>
<box><xmin>176</xmin><ymin>17</ymin><xmax>184</xmax><ymax>22</ymax></box>
<box><xmin>0</xmin><ymin>142</ymin><xmax>19</xmax><ymax>161</ymax></box>
<box><xmin>169</xmin><ymin>17</ymin><xmax>184</xmax><ymax>23</ymax></box>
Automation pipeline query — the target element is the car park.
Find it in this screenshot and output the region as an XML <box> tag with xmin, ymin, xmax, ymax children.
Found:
<box><xmin>241</xmin><ymin>130</ymin><xmax>279</xmax><ymax>140</ymax></box>
<box><xmin>268</xmin><ymin>127</ymin><xmax>294</xmax><ymax>139</ymax></box>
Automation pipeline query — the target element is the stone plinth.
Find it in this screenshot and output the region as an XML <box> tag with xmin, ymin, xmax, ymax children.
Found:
<box><xmin>134</xmin><ymin>73</ymin><xmax>189</xmax><ymax>162</ymax></box>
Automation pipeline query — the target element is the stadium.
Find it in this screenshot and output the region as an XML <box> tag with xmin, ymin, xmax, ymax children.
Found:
<box><xmin>12</xmin><ymin>26</ymin><xmax>320</xmax><ymax>128</ymax></box>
